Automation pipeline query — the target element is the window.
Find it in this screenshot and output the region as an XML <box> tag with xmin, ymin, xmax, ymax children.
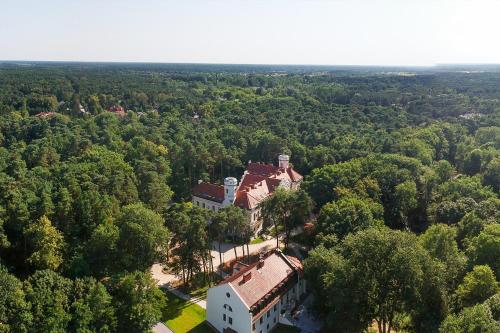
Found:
<box><xmin>260</xmin><ymin>317</ymin><xmax>263</xmax><ymax>324</ymax></box>
<box><xmin>273</xmin><ymin>304</ymin><xmax>277</xmax><ymax>312</ymax></box>
<box><xmin>223</xmin><ymin>314</ymin><xmax>226</xmax><ymax>321</ymax></box>
<box><xmin>196</xmin><ymin>201</ymin><xmax>199</xmax><ymax>206</ymax></box>
<box><xmin>202</xmin><ymin>203</ymin><xmax>205</xmax><ymax>208</ymax></box>
<box><xmin>228</xmin><ymin>317</ymin><xmax>233</xmax><ymax>325</ymax></box>
<box><xmin>223</xmin><ymin>304</ymin><xmax>232</xmax><ymax>312</ymax></box>
<box><xmin>274</xmin><ymin>318</ymin><xmax>276</xmax><ymax>323</ymax></box>
<box><xmin>252</xmin><ymin>323</ymin><xmax>256</xmax><ymax>330</ymax></box>
<box><xmin>267</xmin><ymin>310</ymin><xmax>270</xmax><ymax>318</ymax></box>
<box><xmin>226</xmin><ymin>292</ymin><xmax>230</xmax><ymax>298</ymax></box>
<box><xmin>267</xmin><ymin>324</ymin><xmax>269</xmax><ymax>329</ymax></box>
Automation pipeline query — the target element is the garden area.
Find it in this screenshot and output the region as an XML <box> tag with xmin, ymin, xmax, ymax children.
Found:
<box><xmin>162</xmin><ymin>291</ymin><xmax>213</xmax><ymax>333</ymax></box>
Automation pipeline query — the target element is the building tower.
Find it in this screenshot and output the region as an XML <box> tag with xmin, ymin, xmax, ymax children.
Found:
<box><xmin>278</xmin><ymin>154</ymin><xmax>290</xmax><ymax>169</ymax></box>
<box><xmin>223</xmin><ymin>177</ymin><xmax>238</xmax><ymax>206</ymax></box>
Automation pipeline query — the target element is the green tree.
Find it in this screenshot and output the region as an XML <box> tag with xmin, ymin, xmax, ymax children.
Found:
<box><xmin>420</xmin><ymin>224</ymin><xmax>467</xmax><ymax>291</ymax></box>
<box><xmin>316</xmin><ymin>194</ymin><xmax>383</xmax><ymax>239</ymax></box>
<box><xmin>466</xmin><ymin>224</ymin><xmax>500</xmax><ymax>278</ymax></box>
<box><xmin>455</xmin><ymin>265</ymin><xmax>499</xmax><ymax>307</ymax></box>
<box><xmin>483</xmin><ymin>157</ymin><xmax>500</xmax><ymax>193</ymax></box>
<box><xmin>0</xmin><ymin>265</ymin><xmax>32</xmax><ymax>333</ymax></box>
<box><xmin>394</xmin><ymin>180</ymin><xmax>418</xmax><ymax>228</ymax></box>
<box><xmin>24</xmin><ymin>270</ymin><xmax>73</xmax><ymax>333</ymax></box>
<box><xmin>24</xmin><ymin>215</ymin><xmax>65</xmax><ymax>271</ymax></box>
<box><xmin>69</xmin><ymin>277</ymin><xmax>116</xmax><ymax>333</ymax></box>
<box><xmin>166</xmin><ymin>203</ymin><xmax>211</xmax><ymax>284</ymax></box>
<box><xmin>440</xmin><ymin>303</ymin><xmax>499</xmax><ymax>333</ymax></box>
<box><xmin>115</xmin><ymin>203</ymin><xmax>170</xmax><ymax>272</ymax></box>
<box><xmin>110</xmin><ymin>271</ymin><xmax>165</xmax><ymax>333</ymax></box>
<box><xmin>305</xmin><ymin>227</ymin><xmax>446</xmax><ymax>333</ymax></box>
<box><xmin>85</xmin><ymin>219</ymin><xmax>120</xmax><ymax>277</ymax></box>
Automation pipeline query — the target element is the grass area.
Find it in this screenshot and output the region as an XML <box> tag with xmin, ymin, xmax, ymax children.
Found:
<box><xmin>271</xmin><ymin>324</ymin><xmax>301</xmax><ymax>333</ymax></box>
<box><xmin>162</xmin><ymin>291</ymin><xmax>211</xmax><ymax>333</ymax></box>
<box><xmin>250</xmin><ymin>236</ymin><xmax>266</xmax><ymax>244</ymax></box>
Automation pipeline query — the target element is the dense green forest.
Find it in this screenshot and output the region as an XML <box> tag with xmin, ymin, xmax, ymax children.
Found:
<box><xmin>0</xmin><ymin>63</ymin><xmax>498</xmax><ymax>333</ymax></box>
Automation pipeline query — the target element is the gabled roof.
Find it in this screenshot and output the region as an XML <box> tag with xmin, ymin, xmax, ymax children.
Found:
<box><xmin>247</xmin><ymin>162</ymin><xmax>279</xmax><ymax>177</ymax></box>
<box><xmin>192</xmin><ymin>159</ymin><xmax>302</xmax><ymax>209</ymax></box>
<box><xmin>192</xmin><ymin>182</ymin><xmax>225</xmax><ymax>203</ymax></box>
<box><xmin>220</xmin><ymin>250</ymin><xmax>303</xmax><ymax>309</ymax></box>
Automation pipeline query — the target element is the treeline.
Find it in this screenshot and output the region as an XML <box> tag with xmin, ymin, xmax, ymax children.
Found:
<box><xmin>0</xmin><ymin>64</ymin><xmax>498</xmax><ymax>332</ymax></box>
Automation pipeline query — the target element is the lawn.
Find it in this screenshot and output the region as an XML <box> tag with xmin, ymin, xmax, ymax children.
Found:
<box><xmin>162</xmin><ymin>291</ymin><xmax>213</xmax><ymax>333</ymax></box>
<box><xmin>250</xmin><ymin>236</ymin><xmax>266</xmax><ymax>244</ymax></box>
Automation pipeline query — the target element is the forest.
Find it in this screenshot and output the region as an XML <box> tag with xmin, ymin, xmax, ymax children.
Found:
<box><xmin>0</xmin><ymin>62</ymin><xmax>498</xmax><ymax>333</ymax></box>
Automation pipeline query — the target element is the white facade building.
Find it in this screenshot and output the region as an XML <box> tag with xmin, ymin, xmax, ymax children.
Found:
<box><xmin>206</xmin><ymin>249</ymin><xmax>307</xmax><ymax>333</ymax></box>
<box><xmin>192</xmin><ymin>155</ymin><xmax>303</xmax><ymax>232</ymax></box>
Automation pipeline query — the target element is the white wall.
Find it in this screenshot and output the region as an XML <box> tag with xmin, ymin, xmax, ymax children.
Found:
<box><xmin>206</xmin><ymin>284</ymin><xmax>252</xmax><ymax>333</ymax></box>
<box><xmin>192</xmin><ymin>196</ymin><xmax>223</xmax><ymax>212</ymax></box>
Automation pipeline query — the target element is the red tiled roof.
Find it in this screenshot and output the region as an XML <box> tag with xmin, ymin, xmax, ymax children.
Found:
<box><xmin>286</xmin><ymin>168</ymin><xmax>303</xmax><ymax>182</ymax></box>
<box><xmin>192</xmin><ymin>161</ymin><xmax>302</xmax><ymax>209</ymax></box>
<box><xmin>192</xmin><ymin>182</ymin><xmax>225</xmax><ymax>203</ymax></box>
<box><xmin>247</xmin><ymin>162</ymin><xmax>279</xmax><ymax>177</ymax></box>
<box><xmin>221</xmin><ymin>250</ymin><xmax>303</xmax><ymax>308</ymax></box>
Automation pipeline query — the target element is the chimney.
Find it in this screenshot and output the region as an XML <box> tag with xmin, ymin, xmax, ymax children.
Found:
<box><xmin>242</xmin><ymin>272</ymin><xmax>252</xmax><ymax>283</ymax></box>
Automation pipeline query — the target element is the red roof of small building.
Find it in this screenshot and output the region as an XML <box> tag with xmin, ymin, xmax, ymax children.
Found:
<box><xmin>220</xmin><ymin>250</ymin><xmax>303</xmax><ymax>309</ymax></box>
<box><xmin>35</xmin><ymin>112</ymin><xmax>56</xmax><ymax>118</ymax></box>
<box><xmin>192</xmin><ymin>182</ymin><xmax>225</xmax><ymax>203</ymax></box>
<box><xmin>108</xmin><ymin>105</ymin><xmax>125</xmax><ymax>115</ymax></box>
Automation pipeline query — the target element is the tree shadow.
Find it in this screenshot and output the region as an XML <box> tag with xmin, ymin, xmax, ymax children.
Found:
<box><xmin>186</xmin><ymin>321</ymin><xmax>215</xmax><ymax>333</ymax></box>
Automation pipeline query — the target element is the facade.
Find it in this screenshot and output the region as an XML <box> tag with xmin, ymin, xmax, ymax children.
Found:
<box><xmin>206</xmin><ymin>249</ymin><xmax>306</xmax><ymax>333</ymax></box>
<box><xmin>192</xmin><ymin>155</ymin><xmax>303</xmax><ymax>232</ymax></box>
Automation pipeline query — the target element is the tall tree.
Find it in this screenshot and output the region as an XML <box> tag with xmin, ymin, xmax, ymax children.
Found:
<box><xmin>24</xmin><ymin>215</ymin><xmax>65</xmax><ymax>271</ymax></box>
<box><xmin>0</xmin><ymin>265</ymin><xmax>32</xmax><ymax>333</ymax></box>
<box><xmin>305</xmin><ymin>227</ymin><xmax>446</xmax><ymax>333</ymax></box>
<box><xmin>110</xmin><ymin>271</ymin><xmax>166</xmax><ymax>333</ymax></box>
<box><xmin>24</xmin><ymin>270</ymin><xmax>73</xmax><ymax>333</ymax></box>
<box><xmin>115</xmin><ymin>203</ymin><xmax>170</xmax><ymax>272</ymax></box>
<box><xmin>455</xmin><ymin>265</ymin><xmax>499</xmax><ymax>308</ymax></box>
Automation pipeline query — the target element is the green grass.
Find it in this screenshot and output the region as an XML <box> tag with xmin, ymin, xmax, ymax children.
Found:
<box><xmin>162</xmin><ymin>291</ymin><xmax>211</xmax><ymax>333</ymax></box>
<box><xmin>271</xmin><ymin>324</ymin><xmax>301</xmax><ymax>333</ymax></box>
<box><xmin>250</xmin><ymin>236</ymin><xmax>266</xmax><ymax>244</ymax></box>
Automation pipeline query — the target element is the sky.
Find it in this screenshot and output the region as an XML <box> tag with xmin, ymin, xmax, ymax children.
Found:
<box><xmin>1</xmin><ymin>0</ymin><xmax>500</xmax><ymax>66</ymax></box>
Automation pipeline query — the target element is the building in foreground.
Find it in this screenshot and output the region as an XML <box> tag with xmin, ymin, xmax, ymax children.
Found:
<box><xmin>192</xmin><ymin>154</ymin><xmax>303</xmax><ymax>233</ymax></box>
<box><xmin>206</xmin><ymin>249</ymin><xmax>306</xmax><ymax>333</ymax></box>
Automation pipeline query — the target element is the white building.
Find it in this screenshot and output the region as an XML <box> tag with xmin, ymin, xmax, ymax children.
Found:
<box><xmin>192</xmin><ymin>155</ymin><xmax>303</xmax><ymax>232</ymax></box>
<box><xmin>206</xmin><ymin>249</ymin><xmax>306</xmax><ymax>333</ymax></box>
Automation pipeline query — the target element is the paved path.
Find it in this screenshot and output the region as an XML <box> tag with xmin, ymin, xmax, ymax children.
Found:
<box><xmin>152</xmin><ymin>235</ymin><xmax>282</xmax><ymax>286</ymax></box>
<box><xmin>152</xmin><ymin>322</ymin><xmax>174</xmax><ymax>333</ymax></box>
<box><xmin>151</xmin><ymin>264</ymin><xmax>208</xmax><ymax>309</ymax></box>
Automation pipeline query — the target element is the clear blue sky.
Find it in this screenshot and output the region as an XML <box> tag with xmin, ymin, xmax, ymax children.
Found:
<box><xmin>1</xmin><ymin>0</ymin><xmax>499</xmax><ymax>66</ymax></box>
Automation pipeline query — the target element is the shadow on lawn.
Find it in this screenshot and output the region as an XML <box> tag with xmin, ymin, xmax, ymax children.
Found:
<box><xmin>162</xmin><ymin>291</ymin><xmax>191</xmax><ymax>320</ymax></box>
<box><xmin>186</xmin><ymin>322</ymin><xmax>216</xmax><ymax>333</ymax></box>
